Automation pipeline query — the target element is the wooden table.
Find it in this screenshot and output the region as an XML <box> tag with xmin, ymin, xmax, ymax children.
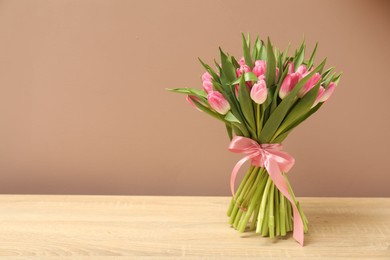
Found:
<box><xmin>0</xmin><ymin>195</ymin><xmax>389</xmax><ymax>259</ymax></box>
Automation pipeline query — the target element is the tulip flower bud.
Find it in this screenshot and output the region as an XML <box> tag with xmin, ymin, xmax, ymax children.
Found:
<box><xmin>202</xmin><ymin>80</ymin><xmax>213</xmax><ymax>94</ymax></box>
<box><xmin>202</xmin><ymin>72</ymin><xmax>212</xmax><ymax>82</ymax></box>
<box><xmin>311</xmin><ymin>86</ymin><xmax>326</xmax><ymax>108</ymax></box>
<box><xmin>236</xmin><ymin>64</ymin><xmax>251</xmax><ymax>77</ymax></box>
<box><xmin>250</xmin><ymin>79</ymin><xmax>268</xmax><ymax>104</ymax></box>
<box><xmin>238</xmin><ymin>57</ymin><xmax>246</xmax><ymax>66</ymax></box>
<box><xmin>298</xmin><ymin>73</ymin><xmax>321</xmax><ymax>98</ymax></box>
<box><xmin>319</xmin><ymin>82</ymin><xmax>336</xmax><ymax>102</ymax></box>
<box><xmin>296</xmin><ymin>65</ymin><xmax>308</xmax><ymax>75</ymax></box>
<box><xmin>253</xmin><ymin>60</ymin><xmax>266</xmax><ymax>77</ymax></box>
<box><xmin>279</xmin><ymin>73</ymin><xmax>300</xmax><ymax>99</ymax></box>
<box><xmin>288</xmin><ymin>62</ymin><xmax>295</xmax><ymax>74</ymax></box>
<box><xmin>207</xmin><ymin>91</ymin><xmax>230</xmax><ymax>115</ymax></box>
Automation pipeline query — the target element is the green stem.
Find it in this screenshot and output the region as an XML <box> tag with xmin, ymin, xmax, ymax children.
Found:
<box><xmin>274</xmin><ymin>187</ymin><xmax>280</xmax><ymax>236</ymax></box>
<box><xmin>235</xmin><ymin>167</ymin><xmax>262</xmax><ymax>230</ymax></box>
<box><xmin>237</xmin><ymin>168</ymin><xmax>267</xmax><ymax>232</ymax></box>
<box><xmin>280</xmin><ymin>193</ymin><xmax>286</xmax><ymax>236</ymax></box>
<box><xmin>227</xmin><ymin>166</ymin><xmax>254</xmax><ymax>216</ymax></box>
<box><xmin>286</xmin><ymin>200</ymin><xmax>293</xmax><ymax>231</ymax></box>
<box><xmin>256</xmin><ymin>104</ymin><xmax>262</xmax><ymax>139</ymax></box>
<box><xmin>229</xmin><ymin>167</ymin><xmax>258</xmax><ymax>224</ymax></box>
<box><xmin>268</xmin><ymin>183</ymin><xmax>275</xmax><ymax>238</ymax></box>
<box><xmin>261</xmin><ymin>195</ymin><xmax>270</xmax><ymax>237</ymax></box>
<box><xmin>256</xmin><ymin>176</ymin><xmax>272</xmax><ymax>233</ymax></box>
<box><xmin>250</xmin><ymin>200</ymin><xmax>261</xmax><ymax>231</ymax></box>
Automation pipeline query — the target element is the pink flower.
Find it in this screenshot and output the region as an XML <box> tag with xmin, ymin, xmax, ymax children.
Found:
<box><xmin>275</xmin><ymin>67</ymin><xmax>280</xmax><ymax>82</ymax></box>
<box><xmin>201</xmin><ymin>72</ymin><xmax>213</xmax><ymax>93</ymax></box>
<box><xmin>288</xmin><ymin>62</ymin><xmax>295</xmax><ymax>74</ymax></box>
<box><xmin>279</xmin><ymin>73</ymin><xmax>301</xmax><ymax>99</ymax></box>
<box><xmin>311</xmin><ymin>86</ymin><xmax>326</xmax><ymax>108</ymax></box>
<box><xmin>202</xmin><ymin>80</ymin><xmax>213</xmax><ymax>93</ymax></box>
<box><xmin>250</xmin><ymin>79</ymin><xmax>268</xmax><ymax>104</ymax></box>
<box><xmin>296</xmin><ymin>65</ymin><xmax>308</xmax><ymax>75</ymax></box>
<box><xmin>298</xmin><ymin>72</ymin><xmax>321</xmax><ymax>98</ymax></box>
<box><xmin>238</xmin><ymin>57</ymin><xmax>246</xmax><ymax>66</ymax></box>
<box><xmin>207</xmin><ymin>91</ymin><xmax>230</xmax><ymax>115</ymax></box>
<box><xmin>253</xmin><ymin>60</ymin><xmax>266</xmax><ymax>78</ymax></box>
<box><xmin>186</xmin><ymin>95</ymin><xmax>202</xmax><ymax>112</ymax></box>
<box><xmin>202</xmin><ymin>72</ymin><xmax>212</xmax><ymax>82</ymax></box>
<box><xmin>236</xmin><ymin>64</ymin><xmax>251</xmax><ymax>77</ymax></box>
<box><xmin>319</xmin><ymin>82</ymin><xmax>336</xmax><ymax>102</ymax></box>
<box><xmin>311</xmin><ymin>82</ymin><xmax>337</xmax><ymax>108</ymax></box>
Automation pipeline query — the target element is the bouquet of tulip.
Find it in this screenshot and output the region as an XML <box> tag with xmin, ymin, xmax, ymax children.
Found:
<box><xmin>167</xmin><ymin>34</ymin><xmax>340</xmax><ymax>246</ymax></box>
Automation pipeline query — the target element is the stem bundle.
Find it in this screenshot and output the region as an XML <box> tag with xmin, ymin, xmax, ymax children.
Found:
<box><xmin>227</xmin><ymin>166</ymin><xmax>308</xmax><ymax>238</ymax></box>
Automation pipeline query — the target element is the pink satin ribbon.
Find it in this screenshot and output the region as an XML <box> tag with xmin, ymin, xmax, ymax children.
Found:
<box><xmin>228</xmin><ymin>136</ymin><xmax>304</xmax><ymax>246</ymax></box>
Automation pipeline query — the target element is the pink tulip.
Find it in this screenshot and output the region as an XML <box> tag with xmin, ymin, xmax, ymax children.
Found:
<box><xmin>207</xmin><ymin>91</ymin><xmax>230</xmax><ymax>115</ymax></box>
<box><xmin>236</xmin><ymin>64</ymin><xmax>251</xmax><ymax>77</ymax></box>
<box><xmin>186</xmin><ymin>95</ymin><xmax>202</xmax><ymax>112</ymax></box>
<box><xmin>253</xmin><ymin>60</ymin><xmax>266</xmax><ymax>77</ymax></box>
<box><xmin>319</xmin><ymin>82</ymin><xmax>336</xmax><ymax>102</ymax></box>
<box><xmin>311</xmin><ymin>86</ymin><xmax>325</xmax><ymax>108</ymax></box>
<box><xmin>238</xmin><ymin>57</ymin><xmax>246</xmax><ymax>66</ymax></box>
<box><xmin>296</xmin><ymin>65</ymin><xmax>308</xmax><ymax>75</ymax></box>
<box><xmin>275</xmin><ymin>67</ymin><xmax>280</xmax><ymax>82</ymax></box>
<box><xmin>250</xmin><ymin>79</ymin><xmax>268</xmax><ymax>104</ymax></box>
<box><xmin>202</xmin><ymin>72</ymin><xmax>212</xmax><ymax>82</ymax></box>
<box><xmin>288</xmin><ymin>62</ymin><xmax>295</xmax><ymax>74</ymax></box>
<box><xmin>202</xmin><ymin>80</ymin><xmax>213</xmax><ymax>93</ymax></box>
<box><xmin>298</xmin><ymin>72</ymin><xmax>321</xmax><ymax>98</ymax></box>
<box><xmin>279</xmin><ymin>73</ymin><xmax>301</xmax><ymax>99</ymax></box>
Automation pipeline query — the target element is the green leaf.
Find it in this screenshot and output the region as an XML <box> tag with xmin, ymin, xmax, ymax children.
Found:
<box><xmin>225</xmin><ymin>123</ymin><xmax>233</xmax><ymax>141</ymax></box>
<box><xmin>274</xmin><ymin>81</ymin><xmax>321</xmax><ymax>138</ymax></box>
<box><xmin>272</xmin><ymin>131</ymin><xmax>290</xmax><ymax>143</ymax></box>
<box><xmin>281</xmin><ymin>43</ymin><xmax>291</xmax><ymax>66</ymax></box>
<box><xmin>272</xmin><ymin>103</ymin><xmax>324</xmax><ymax>141</ymax></box>
<box><xmin>246</xmin><ymin>32</ymin><xmax>251</xmax><ymax>47</ymax></box>
<box><xmin>307</xmin><ymin>42</ymin><xmax>318</xmax><ymax>70</ymax></box>
<box><xmin>293</xmin><ymin>39</ymin><xmax>306</xmax><ymax>70</ymax></box>
<box><xmin>166</xmin><ymin>88</ymin><xmax>207</xmax><ymax>99</ymax></box>
<box><xmin>323</xmin><ymin>73</ymin><xmax>335</xmax><ymax>87</ymax></box>
<box><xmin>232</xmin><ymin>124</ymin><xmax>243</xmax><ymax>136</ymax></box>
<box><xmin>219</xmin><ymin>48</ymin><xmax>236</xmax><ymax>82</ymax></box>
<box><xmin>322</xmin><ymin>67</ymin><xmax>334</xmax><ymax>79</ymax></box>
<box><xmin>242</xmin><ymin>33</ymin><xmax>253</xmax><ymax>68</ymax></box>
<box><xmin>224</xmin><ymin>111</ymin><xmax>241</xmax><ymax>124</ymax></box>
<box><xmin>259</xmin><ymin>58</ymin><xmax>327</xmax><ymax>143</ymax></box>
<box><xmin>252</xmin><ymin>36</ymin><xmax>260</xmax><ymax>61</ymax></box>
<box><xmin>238</xmin><ymin>73</ymin><xmax>256</xmax><ymax>136</ymax></box>
<box><xmin>230</xmin><ymin>56</ymin><xmax>240</xmax><ymax>68</ymax></box>
<box><xmin>198</xmin><ymin>58</ymin><xmax>220</xmax><ymax>83</ymax></box>
<box><xmin>231</xmin><ymin>72</ymin><xmax>258</xmax><ymax>84</ymax></box>
<box><xmin>259</xmin><ymin>42</ymin><xmax>267</xmax><ymax>60</ymax></box>
<box><xmin>265</xmin><ymin>38</ymin><xmax>276</xmax><ymax>88</ymax></box>
<box><xmin>218</xmin><ymin>70</ymin><xmax>250</xmax><ymax>137</ymax></box>
<box><xmin>271</xmin><ymin>67</ymin><xmax>290</xmax><ymax>112</ymax></box>
<box><xmin>190</xmin><ymin>96</ymin><xmax>225</xmax><ymax>122</ymax></box>
<box><xmin>333</xmin><ymin>73</ymin><xmax>342</xmax><ymax>85</ymax></box>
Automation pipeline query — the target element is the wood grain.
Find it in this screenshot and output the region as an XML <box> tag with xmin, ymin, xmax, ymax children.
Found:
<box><xmin>0</xmin><ymin>195</ymin><xmax>389</xmax><ymax>259</ymax></box>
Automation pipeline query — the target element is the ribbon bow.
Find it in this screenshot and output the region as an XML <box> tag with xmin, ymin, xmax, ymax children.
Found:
<box><xmin>228</xmin><ymin>136</ymin><xmax>304</xmax><ymax>246</ymax></box>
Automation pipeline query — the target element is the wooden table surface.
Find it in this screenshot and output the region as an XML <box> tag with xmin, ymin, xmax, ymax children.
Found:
<box><xmin>0</xmin><ymin>195</ymin><xmax>389</xmax><ymax>259</ymax></box>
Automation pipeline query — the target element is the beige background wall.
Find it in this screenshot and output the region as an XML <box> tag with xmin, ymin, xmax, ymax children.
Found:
<box><xmin>0</xmin><ymin>0</ymin><xmax>389</xmax><ymax>196</ymax></box>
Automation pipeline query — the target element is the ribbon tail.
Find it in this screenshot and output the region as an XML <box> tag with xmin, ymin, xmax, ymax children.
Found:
<box><xmin>265</xmin><ymin>159</ymin><xmax>304</xmax><ymax>246</ymax></box>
